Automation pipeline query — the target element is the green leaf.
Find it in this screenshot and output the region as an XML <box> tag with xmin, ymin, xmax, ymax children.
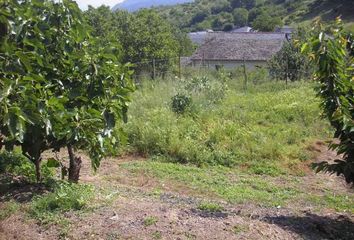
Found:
<box><xmin>15</xmin><ymin>52</ymin><xmax>33</xmax><ymax>72</ymax></box>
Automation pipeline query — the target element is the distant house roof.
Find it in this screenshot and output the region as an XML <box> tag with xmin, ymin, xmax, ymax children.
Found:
<box><xmin>191</xmin><ymin>33</ymin><xmax>286</xmax><ymax>61</ymax></box>
<box><xmin>230</xmin><ymin>26</ymin><xmax>254</xmax><ymax>33</ymax></box>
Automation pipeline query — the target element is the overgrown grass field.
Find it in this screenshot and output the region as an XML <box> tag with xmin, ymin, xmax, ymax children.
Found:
<box><xmin>105</xmin><ymin>72</ymin><xmax>353</xmax><ymax>212</ymax></box>
<box><xmin>122</xmin><ymin>73</ymin><xmax>330</xmax><ymax>176</ymax></box>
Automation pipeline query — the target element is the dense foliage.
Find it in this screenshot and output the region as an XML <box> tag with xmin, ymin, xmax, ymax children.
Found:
<box><xmin>0</xmin><ymin>0</ymin><xmax>134</xmax><ymax>182</ymax></box>
<box><xmin>304</xmin><ymin>19</ymin><xmax>354</xmax><ymax>183</ymax></box>
<box><xmin>268</xmin><ymin>37</ymin><xmax>312</xmax><ymax>82</ymax></box>
<box><xmin>85</xmin><ymin>6</ymin><xmax>194</xmax><ymax>75</ymax></box>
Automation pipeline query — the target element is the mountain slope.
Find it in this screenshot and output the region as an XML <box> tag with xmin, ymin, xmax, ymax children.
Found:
<box><xmin>112</xmin><ymin>0</ymin><xmax>193</xmax><ymax>12</ymax></box>
<box><xmin>155</xmin><ymin>0</ymin><xmax>354</xmax><ymax>32</ymax></box>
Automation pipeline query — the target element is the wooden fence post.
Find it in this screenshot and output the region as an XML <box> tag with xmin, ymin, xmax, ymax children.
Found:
<box><xmin>243</xmin><ymin>58</ymin><xmax>248</xmax><ymax>90</ymax></box>
<box><xmin>153</xmin><ymin>59</ymin><xmax>156</xmax><ymax>80</ymax></box>
<box><xmin>178</xmin><ymin>54</ymin><xmax>181</xmax><ymax>79</ymax></box>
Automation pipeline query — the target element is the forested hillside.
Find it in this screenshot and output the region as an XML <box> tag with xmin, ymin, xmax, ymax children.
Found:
<box><xmin>156</xmin><ymin>0</ymin><xmax>354</xmax><ymax>32</ymax></box>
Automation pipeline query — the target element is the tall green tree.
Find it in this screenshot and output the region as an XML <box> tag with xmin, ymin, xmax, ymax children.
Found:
<box><xmin>252</xmin><ymin>12</ymin><xmax>282</xmax><ymax>31</ymax></box>
<box><xmin>212</xmin><ymin>12</ymin><xmax>234</xmax><ymax>30</ymax></box>
<box><xmin>118</xmin><ymin>9</ymin><xmax>179</xmax><ymax>75</ymax></box>
<box><xmin>0</xmin><ymin>0</ymin><xmax>134</xmax><ymax>182</ymax></box>
<box><xmin>233</xmin><ymin>8</ymin><xmax>249</xmax><ymax>27</ymax></box>
<box><xmin>303</xmin><ymin>19</ymin><xmax>354</xmax><ymax>183</ymax></box>
<box><xmin>86</xmin><ymin>8</ymin><xmax>183</xmax><ymax>75</ymax></box>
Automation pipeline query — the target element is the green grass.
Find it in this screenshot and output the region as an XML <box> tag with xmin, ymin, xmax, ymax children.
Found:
<box><xmin>197</xmin><ymin>202</ymin><xmax>224</xmax><ymax>213</ymax></box>
<box><xmin>29</xmin><ymin>182</ymin><xmax>94</xmax><ymax>225</ymax></box>
<box><xmin>307</xmin><ymin>193</ymin><xmax>354</xmax><ymax>213</ymax></box>
<box><xmin>121</xmin><ymin>161</ymin><xmax>300</xmax><ymax>207</ymax></box>
<box><xmin>110</xmin><ymin>73</ymin><xmax>353</xmax><ymax>213</ymax></box>
<box><xmin>120</xmin><ymin>160</ymin><xmax>354</xmax><ymax>213</ymax></box>
<box><xmin>0</xmin><ymin>201</ymin><xmax>20</xmax><ymax>220</ymax></box>
<box><xmin>152</xmin><ymin>231</ymin><xmax>162</xmax><ymax>240</ymax></box>
<box><xmin>123</xmin><ymin>74</ymin><xmax>330</xmax><ymax>175</ymax></box>
<box><xmin>114</xmin><ymin>73</ymin><xmax>353</xmax><ymax>210</ymax></box>
<box><xmin>143</xmin><ymin>216</ymin><xmax>159</xmax><ymax>226</ymax></box>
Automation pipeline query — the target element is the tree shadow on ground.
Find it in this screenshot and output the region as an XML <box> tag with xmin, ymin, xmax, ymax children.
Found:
<box><xmin>0</xmin><ymin>175</ymin><xmax>50</xmax><ymax>203</ymax></box>
<box><xmin>263</xmin><ymin>213</ymin><xmax>354</xmax><ymax>240</ymax></box>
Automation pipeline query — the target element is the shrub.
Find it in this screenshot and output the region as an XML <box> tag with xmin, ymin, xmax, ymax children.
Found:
<box><xmin>268</xmin><ymin>41</ymin><xmax>312</xmax><ymax>82</ymax></box>
<box><xmin>171</xmin><ymin>94</ymin><xmax>192</xmax><ymax>114</ymax></box>
<box><xmin>0</xmin><ymin>151</ymin><xmax>54</xmax><ymax>182</ymax></box>
<box><xmin>179</xmin><ymin>75</ymin><xmax>228</xmax><ymax>106</ymax></box>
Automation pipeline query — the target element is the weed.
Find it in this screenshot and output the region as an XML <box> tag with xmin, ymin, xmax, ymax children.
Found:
<box><xmin>0</xmin><ymin>201</ymin><xmax>19</xmax><ymax>220</ymax></box>
<box><xmin>143</xmin><ymin>216</ymin><xmax>158</xmax><ymax>226</ymax></box>
<box><xmin>307</xmin><ymin>193</ymin><xmax>354</xmax><ymax>213</ymax></box>
<box><xmin>0</xmin><ymin>151</ymin><xmax>54</xmax><ymax>182</ymax></box>
<box><xmin>29</xmin><ymin>182</ymin><xmax>94</xmax><ymax>225</ymax></box>
<box><xmin>171</xmin><ymin>94</ymin><xmax>192</xmax><ymax>114</ymax></box>
<box><xmin>197</xmin><ymin>202</ymin><xmax>224</xmax><ymax>213</ymax></box>
<box><xmin>152</xmin><ymin>231</ymin><xmax>162</xmax><ymax>239</ymax></box>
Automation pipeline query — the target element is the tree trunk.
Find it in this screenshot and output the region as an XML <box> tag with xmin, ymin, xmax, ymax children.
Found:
<box><xmin>67</xmin><ymin>145</ymin><xmax>82</xmax><ymax>183</ymax></box>
<box><xmin>34</xmin><ymin>158</ymin><xmax>42</xmax><ymax>183</ymax></box>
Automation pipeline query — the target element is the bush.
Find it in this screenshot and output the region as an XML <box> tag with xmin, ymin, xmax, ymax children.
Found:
<box><xmin>171</xmin><ymin>94</ymin><xmax>192</xmax><ymax>114</ymax></box>
<box><xmin>0</xmin><ymin>151</ymin><xmax>54</xmax><ymax>182</ymax></box>
<box><xmin>268</xmin><ymin>41</ymin><xmax>312</xmax><ymax>82</ymax></box>
<box><xmin>179</xmin><ymin>74</ymin><xmax>228</xmax><ymax>106</ymax></box>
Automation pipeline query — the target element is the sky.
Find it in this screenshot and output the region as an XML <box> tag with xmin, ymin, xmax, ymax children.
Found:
<box><xmin>75</xmin><ymin>0</ymin><xmax>123</xmax><ymax>10</ymax></box>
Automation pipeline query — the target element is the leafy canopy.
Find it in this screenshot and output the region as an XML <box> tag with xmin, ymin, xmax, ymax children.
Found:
<box><xmin>0</xmin><ymin>0</ymin><xmax>134</xmax><ymax>180</ymax></box>
<box><xmin>303</xmin><ymin>18</ymin><xmax>354</xmax><ymax>183</ymax></box>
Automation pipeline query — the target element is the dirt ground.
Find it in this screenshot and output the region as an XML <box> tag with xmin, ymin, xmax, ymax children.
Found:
<box><xmin>0</xmin><ymin>145</ymin><xmax>354</xmax><ymax>240</ymax></box>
